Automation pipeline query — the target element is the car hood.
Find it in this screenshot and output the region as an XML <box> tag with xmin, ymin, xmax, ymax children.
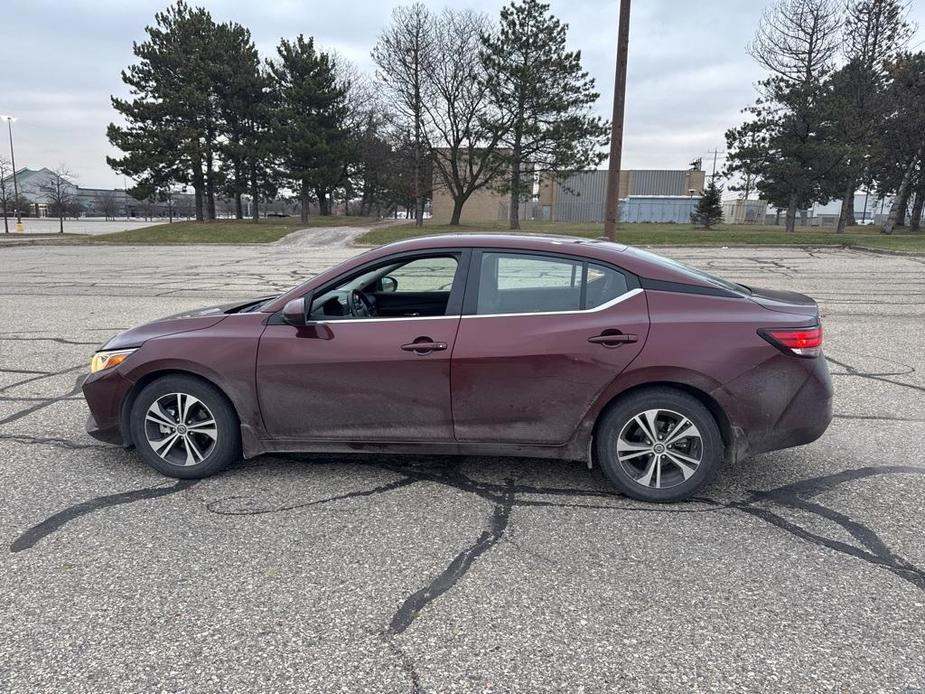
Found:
<box><xmin>100</xmin><ymin>296</ymin><xmax>275</xmax><ymax>351</ymax></box>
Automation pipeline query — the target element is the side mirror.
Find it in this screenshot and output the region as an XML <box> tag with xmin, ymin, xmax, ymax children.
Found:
<box><xmin>282</xmin><ymin>293</ymin><xmax>312</xmax><ymax>326</ymax></box>
<box><xmin>381</xmin><ymin>276</ymin><xmax>398</xmax><ymax>293</ymax></box>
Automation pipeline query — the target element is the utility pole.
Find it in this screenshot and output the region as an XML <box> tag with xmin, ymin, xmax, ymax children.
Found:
<box><xmin>603</xmin><ymin>0</ymin><xmax>631</xmax><ymax>242</ymax></box>
<box><xmin>708</xmin><ymin>148</ymin><xmax>723</xmax><ymax>181</ymax></box>
<box><xmin>1</xmin><ymin>115</ymin><xmax>23</xmax><ymax>232</ymax></box>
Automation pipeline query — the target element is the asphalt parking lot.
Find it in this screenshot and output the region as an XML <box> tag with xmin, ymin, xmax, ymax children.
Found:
<box><xmin>1</xmin><ymin>241</ymin><xmax>924</xmax><ymax>692</ymax></box>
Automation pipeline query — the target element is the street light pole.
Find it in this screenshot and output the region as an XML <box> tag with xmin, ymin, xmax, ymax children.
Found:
<box><xmin>603</xmin><ymin>0</ymin><xmax>632</xmax><ymax>242</ymax></box>
<box><xmin>1</xmin><ymin>115</ymin><xmax>23</xmax><ymax>232</ymax></box>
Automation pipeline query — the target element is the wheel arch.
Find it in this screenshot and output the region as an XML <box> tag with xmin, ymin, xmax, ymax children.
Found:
<box><xmin>120</xmin><ymin>368</ymin><xmax>241</xmax><ymax>448</ymax></box>
<box><xmin>589</xmin><ymin>380</ymin><xmax>735</xmax><ymax>465</ymax></box>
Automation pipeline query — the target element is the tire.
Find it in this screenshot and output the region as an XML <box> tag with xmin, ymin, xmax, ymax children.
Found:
<box><xmin>594</xmin><ymin>387</ymin><xmax>723</xmax><ymax>502</ymax></box>
<box><xmin>130</xmin><ymin>374</ymin><xmax>241</xmax><ymax>479</ymax></box>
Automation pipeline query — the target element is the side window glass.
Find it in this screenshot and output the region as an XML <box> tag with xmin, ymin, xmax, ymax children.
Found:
<box><xmin>310</xmin><ymin>254</ymin><xmax>459</xmax><ymax>320</ymax></box>
<box><xmin>477</xmin><ymin>253</ymin><xmax>582</xmax><ymax>315</ymax></box>
<box><xmin>585</xmin><ymin>263</ymin><xmax>629</xmax><ymax>309</ymax></box>
<box><xmin>387</xmin><ymin>256</ymin><xmax>458</xmax><ymax>293</ymax></box>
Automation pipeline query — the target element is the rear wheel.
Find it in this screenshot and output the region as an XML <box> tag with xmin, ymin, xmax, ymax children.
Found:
<box><xmin>594</xmin><ymin>388</ymin><xmax>723</xmax><ymax>502</ymax></box>
<box><xmin>130</xmin><ymin>375</ymin><xmax>240</xmax><ymax>479</ymax></box>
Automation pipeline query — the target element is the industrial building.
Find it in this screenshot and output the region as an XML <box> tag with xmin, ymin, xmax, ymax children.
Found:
<box><xmin>430</xmin><ymin>166</ymin><xmax>706</xmax><ymax>225</ymax></box>
<box><xmin>537</xmin><ymin>168</ymin><xmax>706</xmax><ymax>223</ymax></box>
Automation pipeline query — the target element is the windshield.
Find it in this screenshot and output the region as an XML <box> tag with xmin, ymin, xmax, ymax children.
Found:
<box><xmin>630</xmin><ymin>248</ymin><xmax>749</xmax><ymax>295</ymax></box>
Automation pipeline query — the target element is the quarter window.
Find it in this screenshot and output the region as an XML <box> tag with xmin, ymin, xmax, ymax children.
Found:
<box><xmin>585</xmin><ymin>263</ymin><xmax>629</xmax><ymax>309</ymax></box>
<box><xmin>475</xmin><ymin>253</ymin><xmax>628</xmax><ymax>315</ymax></box>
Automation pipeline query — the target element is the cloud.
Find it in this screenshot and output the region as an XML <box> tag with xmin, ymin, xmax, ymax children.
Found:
<box><xmin>2</xmin><ymin>0</ymin><xmax>924</xmax><ymax>187</ymax></box>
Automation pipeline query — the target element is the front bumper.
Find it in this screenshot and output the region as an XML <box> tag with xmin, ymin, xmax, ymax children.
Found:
<box><xmin>82</xmin><ymin>369</ymin><xmax>134</xmax><ymax>447</ymax></box>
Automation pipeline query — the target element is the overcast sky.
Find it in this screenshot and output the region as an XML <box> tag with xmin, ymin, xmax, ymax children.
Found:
<box><xmin>2</xmin><ymin>0</ymin><xmax>924</xmax><ymax>188</ymax></box>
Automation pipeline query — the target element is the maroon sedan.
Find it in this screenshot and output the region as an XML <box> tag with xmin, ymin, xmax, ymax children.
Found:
<box><xmin>83</xmin><ymin>235</ymin><xmax>832</xmax><ymax>502</ymax></box>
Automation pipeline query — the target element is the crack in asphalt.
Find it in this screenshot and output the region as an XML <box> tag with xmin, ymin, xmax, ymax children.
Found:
<box><xmin>386</xmin><ymin>481</ymin><xmax>515</xmax><ymax>637</ymax></box>
<box><xmin>205</xmin><ymin>476</ymin><xmax>418</xmax><ymax>515</ymax></box>
<box><xmin>722</xmin><ymin>466</ymin><xmax>925</xmax><ymax>593</ymax></box>
<box><xmin>0</xmin><ymin>374</ymin><xmax>85</xmax><ymax>426</ymax></box>
<box><xmin>383</xmin><ymin>638</ymin><xmax>425</xmax><ymax>694</ymax></box>
<box><xmin>9</xmin><ymin>479</ymin><xmax>198</xmax><ymax>553</ymax></box>
<box><xmin>0</xmin><ymin>364</ymin><xmax>85</xmax><ymax>395</ymax></box>
<box><xmin>0</xmin><ymin>433</ymin><xmax>111</xmax><ymax>451</ymax></box>
<box><xmin>0</xmin><ymin>336</ymin><xmax>100</xmax><ymax>346</ymax></box>
<box><xmin>826</xmin><ymin>356</ymin><xmax>925</xmax><ymax>394</ymax></box>
<box><xmin>833</xmin><ymin>413</ymin><xmax>925</xmax><ymax>422</ymax></box>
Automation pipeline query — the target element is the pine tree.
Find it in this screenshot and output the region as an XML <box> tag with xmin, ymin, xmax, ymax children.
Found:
<box><xmin>213</xmin><ymin>21</ymin><xmax>270</xmax><ymax>220</ymax></box>
<box><xmin>269</xmin><ymin>36</ymin><xmax>351</xmax><ymax>220</ymax></box>
<box><xmin>108</xmin><ymin>1</ymin><xmax>221</xmax><ymax>221</ymax></box>
<box><xmin>480</xmin><ymin>0</ymin><xmax>608</xmax><ymax>230</ymax></box>
<box><xmin>691</xmin><ymin>180</ymin><xmax>724</xmax><ymax>229</ymax></box>
<box><xmin>831</xmin><ymin>0</ymin><xmax>912</xmax><ymax>232</ymax></box>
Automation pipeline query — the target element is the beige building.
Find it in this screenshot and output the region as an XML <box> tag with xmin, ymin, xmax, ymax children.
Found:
<box><xmin>431</xmin><ymin>185</ymin><xmax>512</xmax><ymax>225</ymax></box>
<box><xmin>431</xmin><ymin>165</ymin><xmax>706</xmax><ymax>225</ymax></box>
<box><xmin>722</xmin><ymin>199</ymin><xmax>768</xmax><ymax>224</ymax></box>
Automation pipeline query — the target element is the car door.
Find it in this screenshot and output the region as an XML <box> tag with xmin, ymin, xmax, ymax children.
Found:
<box><xmin>451</xmin><ymin>250</ymin><xmax>649</xmax><ymax>445</ymax></box>
<box><xmin>256</xmin><ymin>251</ymin><xmax>468</xmax><ymax>442</ymax></box>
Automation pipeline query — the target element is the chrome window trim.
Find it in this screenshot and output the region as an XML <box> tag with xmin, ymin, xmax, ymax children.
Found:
<box><xmin>311</xmin><ymin>315</ymin><xmax>461</xmax><ymax>325</ymax></box>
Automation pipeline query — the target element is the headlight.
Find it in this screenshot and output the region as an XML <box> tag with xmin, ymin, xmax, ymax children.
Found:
<box><xmin>90</xmin><ymin>349</ymin><xmax>136</xmax><ymax>374</ymax></box>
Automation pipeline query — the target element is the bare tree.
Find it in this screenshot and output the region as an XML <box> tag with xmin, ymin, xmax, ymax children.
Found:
<box><xmin>425</xmin><ymin>9</ymin><xmax>508</xmax><ymax>225</ymax></box>
<box><xmin>372</xmin><ymin>3</ymin><xmax>437</xmax><ymax>227</ymax></box>
<box><xmin>749</xmin><ymin>0</ymin><xmax>842</xmax><ymax>85</ymax></box>
<box><xmin>0</xmin><ymin>155</ymin><xmax>11</xmax><ymax>233</ymax></box>
<box><xmin>38</xmin><ymin>166</ymin><xmax>78</xmax><ymax>234</ymax></box>
<box><xmin>96</xmin><ymin>190</ymin><xmax>120</xmax><ymax>220</ymax></box>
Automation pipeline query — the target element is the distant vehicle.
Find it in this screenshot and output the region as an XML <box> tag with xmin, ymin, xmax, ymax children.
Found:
<box><xmin>83</xmin><ymin>234</ymin><xmax>832</xmax><ymax>502</ymax></box>
<box><xmin>856</xmin><ymin>217</ymin><xmax>876</xmax><ymax>226</ymax></box>
<box><xmin>266</xmin><ymin>212</ymin><xmax>291</xmax><ymax>218</ymax></box>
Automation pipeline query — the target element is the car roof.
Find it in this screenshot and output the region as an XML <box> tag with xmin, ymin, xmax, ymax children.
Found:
<box><xmin>373</xmin><ymin>233</ymin><xmax>739</xmax><ymax>292</ymax></box>
<box><xmin>379</xmin><ymin>233</ymin><xmax>628</xmax><ymax>254</ymax></box>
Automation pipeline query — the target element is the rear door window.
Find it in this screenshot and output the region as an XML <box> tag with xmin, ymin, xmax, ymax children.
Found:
<box><xmin>475</xmin><ymin>253</ymin><xmax>629</xmax><ymax>315</ymax></box>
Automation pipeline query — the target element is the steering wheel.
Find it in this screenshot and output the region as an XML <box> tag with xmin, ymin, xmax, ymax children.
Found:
<box><xmin>348</xmin><ymin>289</ymin><xmax>377</xmax><ymax>317</ymax></box>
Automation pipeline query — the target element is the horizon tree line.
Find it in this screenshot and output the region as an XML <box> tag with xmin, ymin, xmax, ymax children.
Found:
<box><xmin>724</xmin><ymin>0</ymin><xmax>924</xmax><ymax>234</ymax></box>
<box><xmin>107</xmin><ymin>0</ymin><xmax>607</xmax><ymax>228</ymax></box>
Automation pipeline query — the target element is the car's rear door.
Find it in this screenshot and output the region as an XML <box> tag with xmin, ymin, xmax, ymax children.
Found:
<box><xmin>256</xmin><ymin>251</ymin><xmax>468</xmax><ymax>442</ymax></box>
<box><xmin>451</xmin><ymin>250</ymin><xmax>649</xmax><ymax>445</ymax></box>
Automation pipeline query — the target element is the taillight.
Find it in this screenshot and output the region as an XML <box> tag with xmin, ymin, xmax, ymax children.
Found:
<box><xmin>758</xmin><ymin>325</ymin><xmax>823</xmax><ymax>358</ymax></box>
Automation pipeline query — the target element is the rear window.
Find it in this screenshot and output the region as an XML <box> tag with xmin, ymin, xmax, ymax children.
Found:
<box><xmin>630</xmin><ymin>248</ymin><xmax>749</xmax><ymax>295</ymax></box>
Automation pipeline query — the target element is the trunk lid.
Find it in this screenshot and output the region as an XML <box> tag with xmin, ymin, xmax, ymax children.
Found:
<box><xmin>746</xmin><ymin>285</ymin><xmax>819</xmax><ymax>319</ymax></box>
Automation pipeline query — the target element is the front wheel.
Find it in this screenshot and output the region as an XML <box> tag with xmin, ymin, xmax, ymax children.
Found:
<box><xmin>594</xmin><ymin>388</ymin><xmax>723</xmax><ymax>502</ymax></box>
<box><xmin>130</xmin><ymin>375</ymin><xmax>241</xmax><ymax>479</ymax></box>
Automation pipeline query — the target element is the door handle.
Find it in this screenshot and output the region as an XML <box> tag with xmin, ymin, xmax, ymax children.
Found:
<box><xmin>588</xmin><ymin>331</ymin><xmax>637</xmax><ymax>347</ymax></box>
<box><xmin>400</xmin><ymin>338</ymin><xmax>448</xmax><ymax>354</ymax></box>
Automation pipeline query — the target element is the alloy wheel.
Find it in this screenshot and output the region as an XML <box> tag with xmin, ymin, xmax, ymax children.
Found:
<box><xmin>616</xmin><ymin>408</ymin><xmax>703</xmax><ymax>490</ymax></box>
<box><xmin>144</xmin><ymin>392</ymin><xmax>218</xmax><ymax>466</ymax></box>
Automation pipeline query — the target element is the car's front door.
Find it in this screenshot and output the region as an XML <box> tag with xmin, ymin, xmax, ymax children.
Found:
<box><xmin>256</xmin><ymin>252</ymin><xmax>467</xmax><ymax>442</ymax></box>
<box><xmin>451</xmin><ymin>250</ymin><xmax>650</xmax><ymax>445</ymax></box>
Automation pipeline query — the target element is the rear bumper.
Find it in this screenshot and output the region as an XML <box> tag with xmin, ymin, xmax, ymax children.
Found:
<box><xmin>720</xmin><ymin>353</ymin><xmax>834</xmax><ymax>461</ymax></box>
